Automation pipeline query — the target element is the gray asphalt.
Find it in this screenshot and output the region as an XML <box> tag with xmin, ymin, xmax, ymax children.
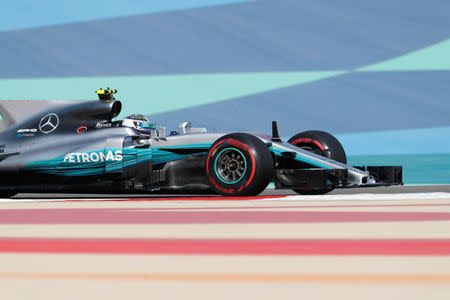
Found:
<box><xmin>11</xmin><ymin>185</ymin><xmax>450</xmax><ymax>199</ymax></box>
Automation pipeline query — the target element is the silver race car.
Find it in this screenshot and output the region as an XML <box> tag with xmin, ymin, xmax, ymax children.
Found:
<box><xmin>0</xmin><ymin>89</ymin><xmax>402</xmax><ymax>198</ymax></box>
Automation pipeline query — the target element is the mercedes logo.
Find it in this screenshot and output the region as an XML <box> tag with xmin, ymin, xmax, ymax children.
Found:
<box><xmin>39</xmin><ymin>113</ymin><xmax>60</xmax><ymax>134</ymax></box>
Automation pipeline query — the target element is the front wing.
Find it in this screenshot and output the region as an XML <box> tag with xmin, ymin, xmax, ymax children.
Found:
<box><xmin>269</xmin><ymin>141</ymin><xmax>403</xmax><ymax>190</ymax></box>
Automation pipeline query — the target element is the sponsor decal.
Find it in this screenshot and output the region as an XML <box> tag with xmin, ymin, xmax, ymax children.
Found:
<box><xmin>76</xmin><ymin>126</ymin><xmax>88</xmax><ymax>134</ymax></box>
<box><xmin>17</xmin><ymin>128</ymin><xmax>37</xmax><ymax>137</ymax></box>
<box><xmin>96</xmin><ymin>122</ymin><xmax>112</xmax><ymax>128</ymax></box>
<box><xmin>0</xmin><ymin>144</ymin><xmax>4</xmax><ymax>153</ymax></box>
<box><xmin>17</xmin><ymin>129</ymin><xmax>37</xmax><ymax>133</ymax></box>
<box><xmin>39</xmin><ymin>113</ymin><xmax>59</xmax><ymax>134</ymax></box>
<box><xmin>63</xmin><ymin>150</ymin><xmax>123</xmax><ymax>163</ymax></box>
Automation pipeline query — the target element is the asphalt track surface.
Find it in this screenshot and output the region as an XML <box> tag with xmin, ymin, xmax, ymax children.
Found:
<box><xmin>1</xmin><ymin>185</ymin><xmax>450</xmax><ymax>300</ymax></box>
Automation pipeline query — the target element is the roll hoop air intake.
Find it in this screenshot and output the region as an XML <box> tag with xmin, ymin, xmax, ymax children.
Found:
<box><xmin>96</xmin><ymin>88</ymin><xmax>117</xmax><ymax>102</ymax></box>
<box><xmin>95</xmin><ymin>88</ymin><xmax>121</xmax><ymax>119</ymax></box>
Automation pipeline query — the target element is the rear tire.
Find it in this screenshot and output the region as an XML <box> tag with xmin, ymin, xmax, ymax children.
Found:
<box><xmin>288</xmin><ymin>130</ymin><xmax>346</xmax><ymax>195</ymax></box>
<box><xmin>206</xmin><ymin>133</ymin><xmax>273</xmax><ymax>196</ymax></box>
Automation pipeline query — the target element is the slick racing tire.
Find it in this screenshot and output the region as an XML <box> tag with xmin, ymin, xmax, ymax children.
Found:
<box><xmin>0</xmin><ymin>192</ymin><xmax>17</xmax><ymax>199</ymax></box>
<box><xmin>206</xmin><ymin>133</ymin><xmax>273</xmax><ymax>196</ymax></box>
<box><xmin>288</xmin><ymin>130</ymin><xmax>347</xmax><ymax>195</ymax></box>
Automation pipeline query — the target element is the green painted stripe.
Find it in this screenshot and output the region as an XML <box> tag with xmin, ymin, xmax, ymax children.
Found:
<box><xmin>0</xmin><ymin>71</ymin><xmax>345</xmax><ymax>118</ymax></box>
<box><xmin>359</xmin><ymin>38</ymin><xmax>450</xmax><ymax>71</ymax></box>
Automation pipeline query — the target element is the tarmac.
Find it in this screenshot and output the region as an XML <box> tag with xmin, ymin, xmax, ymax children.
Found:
<box><xmin>1</xmin><ymin>185</ymin><xmax>450</xmax><ymax>300</ymax></box>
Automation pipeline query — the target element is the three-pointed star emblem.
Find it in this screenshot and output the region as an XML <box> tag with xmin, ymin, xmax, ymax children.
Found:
<box><xmin>39</xmin><ymin>113</ymin><xmax>60</xmax><ymax>134</ymax></box>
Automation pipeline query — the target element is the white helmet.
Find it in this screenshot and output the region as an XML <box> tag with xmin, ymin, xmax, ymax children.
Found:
<box><xmin>122</xmin><ymin>114</ymin><xmax>154</xmax><ymax>134</ymax></box>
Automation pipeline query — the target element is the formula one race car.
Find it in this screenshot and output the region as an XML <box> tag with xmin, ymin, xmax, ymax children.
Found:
<box><xmin>0</xmin><ymin>89</ymin><xmax>402</xmax><ymax>198</ymax></box>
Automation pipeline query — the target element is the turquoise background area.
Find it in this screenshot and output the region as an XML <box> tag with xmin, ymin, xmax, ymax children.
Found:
<box><xmin>348</xmin><ymin>154</ymin><xmax>450</xmax><ymax>185</ymax></box>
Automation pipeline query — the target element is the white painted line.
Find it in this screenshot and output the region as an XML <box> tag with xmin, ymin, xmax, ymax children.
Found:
<box><xmin>276</xmin><ymin>192</ymin><xmax>450</xmax><ymax>201</ymax></box>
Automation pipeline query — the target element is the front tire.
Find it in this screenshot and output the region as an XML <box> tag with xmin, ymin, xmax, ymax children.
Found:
<box><xmin>288</xmin><ymin>130</ymin><xmax>346</xmax><ymax>195</ymax></box>
<box><xmin>206</xmin><ymin>133</ymin><xmax>273</xmax><ymax>196</ymax></box>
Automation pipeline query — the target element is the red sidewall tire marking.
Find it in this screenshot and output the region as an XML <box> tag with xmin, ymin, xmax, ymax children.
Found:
<box><xmin>243</xmin><ymin>148</ymin><xmax>256</xmax><ymax>188</ymax></box>
<box><xmin>210</xmin><ymin>179</ymin><xmax>235</xmax><ymax>194</ymax></box>
<box><xmin>256</xmin><ymin>132</ymin><xmax>271</xmax><ymax>140</ymax></box>
<box><xmin>225</xmin><ymin>138</ymin><xmax>256</xmax><ymax>189</ymax></box>
<box><xmin>206</xmin><ymin>139</ymin><xmax>234</xmax><ymax>194</ymax></box>
<box><xmin>206</xmin><ymin>139</ymin><xmax>225</xmax><ymax>176</ymax></box>
<box><xmin>206</xmin><ymin>138</ymin><xmax>256</xmax><ymax>194</ymax></box>
<box><xmin>226</xmin><ymin>138</ymin><xmax>249</xmax><ymax>151</ymax></box>
<box><xmin>291</xmin><ymin>138</ymin><xmax>325</xmax><ymax>151</ymax></box>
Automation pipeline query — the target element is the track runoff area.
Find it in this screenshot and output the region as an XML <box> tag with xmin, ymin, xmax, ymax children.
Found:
<box><xmin>1</xmin><ymin>186</ymin><xmax>450</xmax><ymax>300</ymax></box>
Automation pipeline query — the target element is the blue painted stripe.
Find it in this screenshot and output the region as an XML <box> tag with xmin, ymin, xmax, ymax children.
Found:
<box><xmin>336</xmin><ymin>127</ymin><xmax>450</xmax><ymax>155</ymax></box>
<box><xmin>0</xmin><ymin>0</ymin><xmax>255</xmax><ymax>32</ymax></box>
<box><xmin>1</xmin><ymin>1</ymin><xmax>448</xmax><ymax>78</ymax></box>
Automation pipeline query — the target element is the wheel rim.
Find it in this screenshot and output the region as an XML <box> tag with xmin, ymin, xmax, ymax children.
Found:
<box><xmin>214</xmin><ymin>148</ymin><xmax>247</xmax><ymax>184</ymax></box>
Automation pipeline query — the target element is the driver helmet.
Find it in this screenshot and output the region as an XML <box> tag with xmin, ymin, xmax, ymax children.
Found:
<box><xmin>122</xmin><ymin>114</ymin><xmax>153</xmax><ymax>134</ymax></box>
